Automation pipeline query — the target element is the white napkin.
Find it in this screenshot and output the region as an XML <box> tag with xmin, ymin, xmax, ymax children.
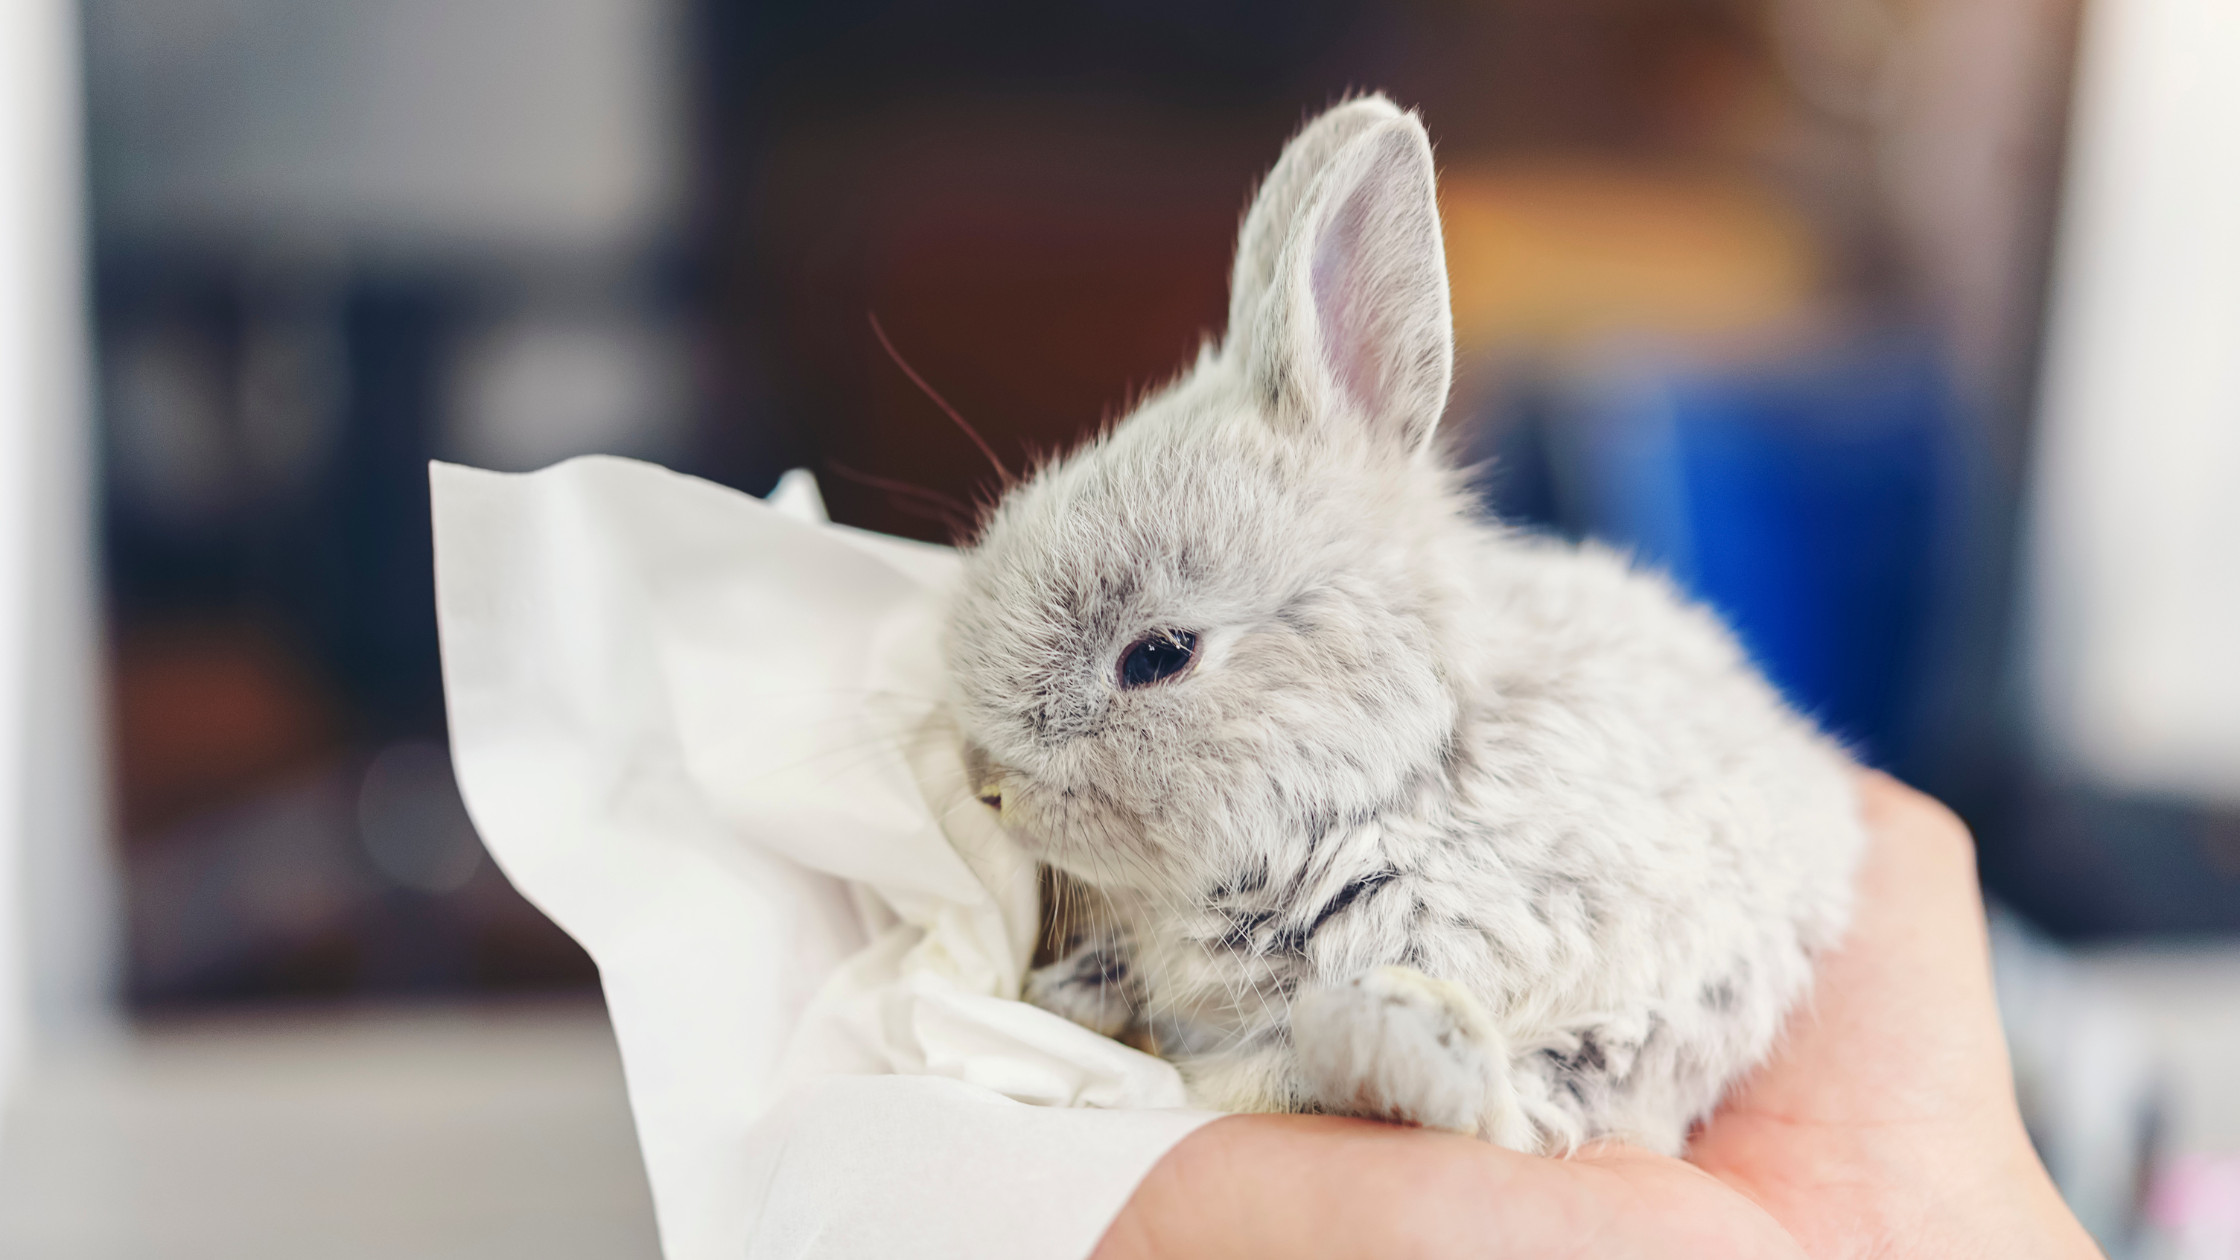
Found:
<box><xmin>431</xmin><ymin>456</ymin><xmax>1217</xmax><ymax>1260</ymax></box>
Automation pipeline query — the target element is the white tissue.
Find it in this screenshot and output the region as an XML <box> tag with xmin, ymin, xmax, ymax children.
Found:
<box><xmin>431</xmin><ymin>456</ymin><xmax>1214</xmax><ymax>1260</ymax></box>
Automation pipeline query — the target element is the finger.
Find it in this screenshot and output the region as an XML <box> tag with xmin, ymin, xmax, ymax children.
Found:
<box><xmin>1687</xmin><ymin>775</ymin><xmax>2100</xmax><ymax>1259</ymax></box>
<box><xmin>1100</xmin><ymin>1116</ymin><xmax>1805</xmax><ymax>1260</ymax></box>
<box><xmin>1713</xmin><ymin>770</ymin><xmax>2011</xmax><ymax>1136</ymax></box>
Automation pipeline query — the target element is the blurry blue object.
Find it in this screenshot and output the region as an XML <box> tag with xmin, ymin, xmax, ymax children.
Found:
<box><xmin>1563</xmin><ymin>337</ymin><xmax>1954</xmax><ymax>768</ymax></box>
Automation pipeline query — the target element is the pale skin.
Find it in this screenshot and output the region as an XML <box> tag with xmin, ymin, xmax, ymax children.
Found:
<box><xmin>1094</xmin><ymin>773</ymin><xmax>2108</xmax><ymax>1259</ymax></box>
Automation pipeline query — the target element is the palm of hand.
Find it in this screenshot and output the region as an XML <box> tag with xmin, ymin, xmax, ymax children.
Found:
<box><xmin>1545</xmin><ymin>774</ymin><xmax>2093</xmax><ymax>1259</ymax></box>
<box><xmin>1099</xmin><ymin>776</ymin><xmax>2102</xmax><ymax>1260</ymax></box>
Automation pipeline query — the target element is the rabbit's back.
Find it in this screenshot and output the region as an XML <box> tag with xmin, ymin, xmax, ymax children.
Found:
<box><xmin>1121</xmin><ymin>528</ymin><xmax>1863</xmax><ymax>1152</ymax></box>
<box><xmin>1395</xmin><ymin>533</ymin><xmax>1862</xmax><ymax>1150</ymax></box>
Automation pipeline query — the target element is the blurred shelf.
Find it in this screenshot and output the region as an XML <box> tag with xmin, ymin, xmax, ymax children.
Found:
<box><xmin>0</xmin><ymin>999</ymin><xmax>658</xmax><ymax>1260</ymax></box>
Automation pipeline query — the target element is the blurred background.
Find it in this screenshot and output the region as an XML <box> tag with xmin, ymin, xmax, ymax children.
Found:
<box><xmin>2</xmin><ymin>0</ymin><xmax>2237</xmax><ymax>1256</ymax></box>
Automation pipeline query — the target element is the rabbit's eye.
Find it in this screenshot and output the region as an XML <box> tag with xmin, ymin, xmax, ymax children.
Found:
<box><xmin>1119</xmin><ymin>630</ymin><xmax>1198</xmax><ymax>690</ymax></box>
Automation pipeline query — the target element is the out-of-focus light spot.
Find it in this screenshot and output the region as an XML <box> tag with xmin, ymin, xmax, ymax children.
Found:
<box><xmin>2028</xmin><ymin>0</ymin><xmax>2240</xmax><ymax>805</ymax></box>
<box><xmin>238</xmin><ymin>300</ymin><xmax>348</xmax><ymax>491</ymax></box>
<box><xmin>446</xmin><ymin>314</ymin><xmax>685</xmax><ymax>473</ymax></box>
<box><xmin>356</xmin><ymin>740</ymin><xmax>484</xmax><ymax>895</ymax></box>
<box><xmin>106</xmin><ymin>329</ymin><xmax>234</xmax><ymax>526</ymax></box>
<box><xmin>1441</xmin><ymin>164</ymin><xmax>1819</xmax><ymax>352</ymax></box>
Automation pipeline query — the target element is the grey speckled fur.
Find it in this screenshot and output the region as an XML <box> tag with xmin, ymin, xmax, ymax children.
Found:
<box><xmin>945</xmin><ymin>95</ymin><xmax>1865</xmax><ymax>1155</ymax></box>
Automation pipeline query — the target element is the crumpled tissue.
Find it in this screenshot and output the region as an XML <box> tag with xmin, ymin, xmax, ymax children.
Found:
<box><xmin>431</xmin><ymin>456</ymin><xmax>1217</xmax><ymax>1260</ymax></box>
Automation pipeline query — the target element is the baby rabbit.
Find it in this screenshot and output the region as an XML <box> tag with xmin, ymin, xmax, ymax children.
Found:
<box><xmin>943</xmin><ymin>95</ymin><xmax>1863</xmax><ymax>1155</ymax></box>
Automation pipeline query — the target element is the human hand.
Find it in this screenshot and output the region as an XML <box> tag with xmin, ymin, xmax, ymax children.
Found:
<box><xmin>1093</xmin><ymin>1107</ymin><xmax>1802</xmax><ymax>1259</ymax></box>
<box><xmin>1093</xmin><ymin>773</ymin><xmax>2104</xmax><ymax>1259</ymax></box>
<box><xmin>1685</xmin><ymin>771</ymin><xmax>2103</xmax><ymax>1258</ymax></box>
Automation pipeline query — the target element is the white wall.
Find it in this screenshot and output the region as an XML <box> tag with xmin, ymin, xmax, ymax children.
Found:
<box><xmin>2027</xmin><ymin>0</ymin><xmax>2240</xmax><ymax>803</ymax></box>
<box><xmin>82</xmin><ymin>0</ymin><xmax>683</xmax><ymax>256</ymax></box>
<box><xmin>0</xmin><ymin>0</ymin><xmax>116</xmax><ymax>1122</ymax></box>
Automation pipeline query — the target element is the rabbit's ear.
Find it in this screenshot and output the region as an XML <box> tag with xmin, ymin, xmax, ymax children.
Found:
<box><xmin>1226</xmin><ymin>96</ymin><xmax>1406</xmax><ymax>349</ymax></box>
<box><xmin>1238</xmin><ymin>111</ymin><xmax>1453</xmax><ymax>453</ymax></box>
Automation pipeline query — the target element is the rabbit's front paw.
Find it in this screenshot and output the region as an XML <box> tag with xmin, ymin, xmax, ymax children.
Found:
<box><xmin>1026</xmin><ymin>937</ymin><xmax>1140</xmax><ymax>1039</ymax></box>
<box><xmin>1293</xmin><ymin>966</ymin><xmax>1520</xmax><ymax>1141</ymax></box>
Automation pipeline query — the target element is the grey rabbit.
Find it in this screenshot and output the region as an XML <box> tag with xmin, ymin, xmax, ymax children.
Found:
<box><xmin>942</xmin><ymin>94</ymin><xmax>1864</xmax><ymax>1154</ymax></box>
